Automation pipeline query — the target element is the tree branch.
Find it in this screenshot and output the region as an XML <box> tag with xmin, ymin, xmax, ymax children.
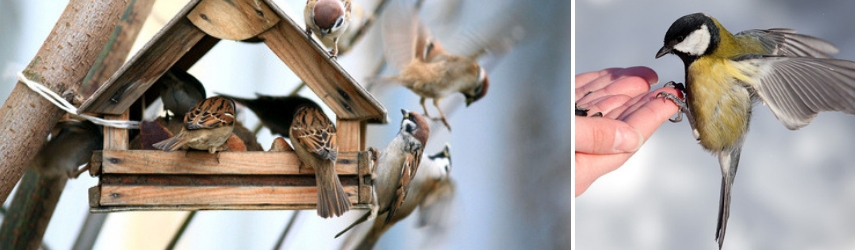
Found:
<box><xmin>0</xmin><ymin>0</ymin><xmax>131</xmax><ymax>204</ymax></box>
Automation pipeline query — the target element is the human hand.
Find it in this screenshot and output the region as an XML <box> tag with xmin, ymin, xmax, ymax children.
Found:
<box><xmin>575</xmin><ymin>67</ymin><xmax>680</xmax><ymax>196</ymax></box>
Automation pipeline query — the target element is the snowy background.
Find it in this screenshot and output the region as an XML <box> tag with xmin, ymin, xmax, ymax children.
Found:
<box><xmin>576</xmin><ymin>0</ymin><xmax>855</xmax><ymax>249</ymax></box>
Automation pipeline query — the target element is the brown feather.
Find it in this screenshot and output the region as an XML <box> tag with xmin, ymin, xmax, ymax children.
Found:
<box><xmin>290</xmin><ymin>106</ymin><xmax>350</xmax><ymax>218</ymax></box>
<box><xmin>185</xmin><ymin>96</ymin><xmax>235</xmax><ymax>130</ymax></box>
<box><xmin>291</xmin><ymin>106</ymin><xmax>338</xmax><ymax>161</ymax></box>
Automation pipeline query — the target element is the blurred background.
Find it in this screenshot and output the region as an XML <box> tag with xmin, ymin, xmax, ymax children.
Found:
<box><xmin>576</xmin><ymin>0</ymin><xmax>855</xmax><ymax>249</ymax></box>
<box><xmin>0</xmin><ymin>0</ymin><xmax>571</xmax><ymax>249</ymax></box>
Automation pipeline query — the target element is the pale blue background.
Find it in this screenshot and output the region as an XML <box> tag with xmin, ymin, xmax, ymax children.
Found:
<box><xmin>576</xmin><ymin>0</ymin><xmax>855</xmax><ymax>249</ymax></box>
<box><xmin>0</xmin><ymin>0</ymin><xmax>571</xmax><ymax>249</ymax></box>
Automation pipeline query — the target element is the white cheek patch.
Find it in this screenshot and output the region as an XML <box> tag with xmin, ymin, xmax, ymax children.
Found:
<box><xmin>674</xmin><ymin>24</ymin><xmax>711</xmax><ymax>56</ymax></box>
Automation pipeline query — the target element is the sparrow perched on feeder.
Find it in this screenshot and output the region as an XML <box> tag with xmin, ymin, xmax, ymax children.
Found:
<box><xmin>340</xmin><ymin>144</ymin><xmax>453</xmax><ymax>249</ymax></box>
<box><xmin>32</xmin><ymin>120</ymin><xmax>103</xmax><ymax>179</ymax></box>
<box><xmin>215</xmin><ymin>93</ymin><xmax>321</xmax><ymax>138</ymax></box>
<box><xmin>152</xmin><ymin>96</ymin><xmax>236</xmax><ymax>154</ymax></box>
<box><xmin>157</xmin><ymin>67</ymin><xmax>207</xmax><ymax>120</ymax></box>
<box><xmin>379</xmin><ymin>0</ymin><xmax>489</xmax><ymax>131</ymax></box>
<box><xmin>305</xmin><ymin>0</ymin><xmax>351</xmax><ymax>58</ymax></box>
<box><xmin>336</xmin><ymin>109</ymin><xmax>431</xmax><ymax>235</ymax></box>
<box><xmin>290</xmin><ymin>106</ymin><xmax>351</xmax><ymax>218</ymax></box>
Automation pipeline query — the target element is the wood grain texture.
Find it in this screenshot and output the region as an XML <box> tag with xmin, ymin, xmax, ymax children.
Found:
<box><xmin>79</xmin><ymin>0</ymin><xmax>205</xmax><ymax>115</ymax></box>
<box><xmin>188</xmin><ymin>0</ymin><xmax>280</xmax><ymax>40</ymax></box>
<box><xmin>337</xmin><ymin>119</ymin><xmax>362</xmax><ymax>152</ymax></box>
<box><xmin>99</xmin><ymin>174</ymin><xmax>359</xmax><ymax>186</ymax></box>
<box><xmin>81</xmin><ymin>0</ymin><xmax>157</xmax><ymax>98</ymax></box>
<box><xmin>100</xmin><ymin>150</ymin><xmax>362</xmax><ymax>175</ymax></box>
<box><xmin>173</xmin><ymin>34</ymin><xmax>220</xmax><ymax>71</ymax></box>
<box><xmin>90</xmin><ymin>203</ymin><xmax>372</xmax><ymax>212</ymax></box>
<box><xmin>103</xmin><ymin>113</ymin><xmax>130</xmax><ymax>151</ymax></box>
<box><xmin>99</xmin><ymin>185</ymin><xmax>359</xmax><ymax>205</ymax></box>
<box><xmin>358</xmin><ymin>149</ymin><xmax>375</xmax><ymax>204</ymax></box>
<box><xmin>89</xmin><ymin>150</ymin><xmax>376</xmax><ymax>211</ymax></box>
<box><xmin>89</xmin><ymin>151</ymin><xmax>103</xmax><ymax>176</ymax></box>
<box><xmin>260</xmin><ymin>0</ymin><xmax>387</xmax><ymax>123</ymax></box>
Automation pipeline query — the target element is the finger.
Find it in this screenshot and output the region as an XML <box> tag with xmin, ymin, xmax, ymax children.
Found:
<box><xmin>575</xmin><ymin>116</ymin><xmax>643</xmax><ymax>154</ymax></box>
<box><xmin>575</xmin><ymin>67</ymin><xmax>658</xmax><ymax>103</ymax></box>
<box><xmin>575</xmin><ymin>95</ymin><xmax>633</xmax><ymax>118</ymax></box>
<box><xmin>575</xmin><ymin>68</ymin><xmax>623</xmax><ymax>89</ymax></box>
<box><xmin>604</xmin><ymin>89</ymin><xmax>649</xmax><ymax>119</ymax></box>
<box><xmin>574</xmin><ymin>151</ymin><xmax>633</xmax><ymax>196</ymax></box>
<box><xmin>618</xmin><ymin>88</ymin><xmax>681</xmax><ymax>139</ymax></box>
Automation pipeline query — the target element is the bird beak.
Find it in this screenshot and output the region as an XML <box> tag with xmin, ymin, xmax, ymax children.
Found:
<box><xmin>655</xmin><ymin>46</ymin><xmax>671</xmax><ymax>58</ymax></box>
<box><xmin>465</xmin><ymin>98</ymin><xmax>474</xmax><ymax>107</ymax></box>
<box><xmin>401</xmin><ymin>109</ymin><xmax>409</xmax><ymax>118</ymax></box>
<box><xmin>320</xmin><ymin>29</ymin><xmax>328</xmax><ymax>38</ymax></box>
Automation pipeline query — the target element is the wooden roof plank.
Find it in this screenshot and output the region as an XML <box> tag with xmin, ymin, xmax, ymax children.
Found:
<box><xmin>79</xmin><ymin>0</ymin><xmax>205</xmax><ymax>114</ymax></box>
<box><xmin>260</xmin><ymin>0</ymin><xmax>387</xmax><ymax>123</ymax></box>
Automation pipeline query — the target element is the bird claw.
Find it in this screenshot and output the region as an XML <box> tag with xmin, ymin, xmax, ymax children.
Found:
<box><xmin>657</xmin><ymin>81</ymin><xmax>690</xmax><ymax>123</ymax></box>
<box><xmin>433</xmin><ymin>116</ymin><xmax>452</xmax><ymax>131</ymax></box>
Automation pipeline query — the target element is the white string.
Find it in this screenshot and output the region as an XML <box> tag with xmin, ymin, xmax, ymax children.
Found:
<box><xmin>17</xmin><ymin>71</ymin><xmax>140</xmax><ymax>129</ymax></box>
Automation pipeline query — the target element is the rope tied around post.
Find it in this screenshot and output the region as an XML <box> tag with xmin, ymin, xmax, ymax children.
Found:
<box><xmin>17</xmin><ymin>71</ymin><xmax>140</xmax><ymax>129</ymax></box>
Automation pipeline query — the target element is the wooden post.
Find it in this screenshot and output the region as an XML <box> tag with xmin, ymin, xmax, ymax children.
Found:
<box><xmin>0</xmin><ymin>1</ymin><xmax>153</xmax><ymax>249</ymax></box>
<box><xmin>74</xmin><ymin>1</ymin><xmax>156</xmax><ymax>246</ymax></box>
<box><xmin>337</xmin><ymin>119</ymin><xmax>363</xmax><ymax>152</ymax></box>
<box><xmin>103</xmin><ymin>112</ymin><xmax>130</xmax><ymax>151</ymax></box>
<box><xmin>80</xmin><ymin>0</ymin><xmax>157</xmax><ymax>98</ymax></box>
<box><xmin>0</xmin><ymin>169</ymin><xmax>68</xmax><ymax>250</ymax></box>
<box><xmin>0</xmin><ymin>0</ymin><xmax>130</xmax><ymax>205</ymax></box>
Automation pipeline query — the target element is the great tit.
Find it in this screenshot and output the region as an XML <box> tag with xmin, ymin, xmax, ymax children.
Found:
<box><xmin>656</xmin><ymin>13</ymin><xmax>855</xmax><ymax>249</ymax></box>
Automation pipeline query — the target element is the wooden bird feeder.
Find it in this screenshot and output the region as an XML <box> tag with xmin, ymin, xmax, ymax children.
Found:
<box><xmin>79</xmin><ymin>0</ymin><xmax>387</xmax><ymax>212</ymax></box>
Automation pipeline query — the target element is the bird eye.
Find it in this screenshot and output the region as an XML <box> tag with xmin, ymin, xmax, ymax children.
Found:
<box><xmin>677</xmin><ymin>35</ymin><xmax>685</xmax><ymax>41</ymax></box>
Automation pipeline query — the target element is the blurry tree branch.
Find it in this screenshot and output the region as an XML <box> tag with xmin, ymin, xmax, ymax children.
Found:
<box><xmin>0</xmin><ymin>0</ymin><xmax>130</xmax><ymax>205</ymax></box>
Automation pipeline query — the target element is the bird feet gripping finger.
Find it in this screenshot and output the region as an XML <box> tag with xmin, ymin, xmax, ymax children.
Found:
<box><xmin>574</xmin><ymin>104</ymin><xmax>603</xmax><ymax>117</ymax></box>
<box><xmin>656</xmin><ymin>81</ymin><xmax>690</xmax><ymax>123</ymax></box>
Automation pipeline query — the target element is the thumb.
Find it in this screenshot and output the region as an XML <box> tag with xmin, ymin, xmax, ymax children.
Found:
<box><xmin>575</xmin><ymin>117</ymin><xmax>643</xmax><ymax>154</ymax></box>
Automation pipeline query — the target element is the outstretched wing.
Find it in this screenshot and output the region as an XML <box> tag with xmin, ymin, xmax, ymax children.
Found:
<box><xmin>735</xmin><ymin>55</ymin><xmax>855</xmax><ymax>129</ymax></box>
<box><xmin>736</xmin><ymin>28</ymin><xmax>838</xmax><ymax>58</ymax></box>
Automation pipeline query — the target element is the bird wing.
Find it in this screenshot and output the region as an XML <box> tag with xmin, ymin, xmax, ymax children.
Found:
<box><xmin>735</xmin><ymin>55</ymin><xmax>855</xmax><ymax>130</ymax></box>
<box><xmin>290</xmin><ymin>106</ymin><xmax>338</xmax><ymax>161</ymax></box>
<box><xmin>185</xmin><ymin>96</ymin><xmax>235</xmax><ymax>130</ymax></box>
<box><xmin>417</xmin><ymin>179</ymin><xmax>455</xmax><ymax>228</ymax></box>
<box><xmin>736</xmin><ymin>29</ymin><xmax>839</xmax><ymax>58</ymax></box>
<box><xmin>385</xmin><ymin>148</ymin><xmax>422</xmax><ymax>224</ymax></box>
<box><xmin>381</xmin><ymin>0</ymin><xmax>424</xmax><ymax>71</ymax></box>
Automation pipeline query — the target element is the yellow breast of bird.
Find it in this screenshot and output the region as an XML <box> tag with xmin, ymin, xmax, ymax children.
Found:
<box><xmin>687</xmin><ymin>57</ymin><xmax>754</xmax><ymax>152</ymax></box>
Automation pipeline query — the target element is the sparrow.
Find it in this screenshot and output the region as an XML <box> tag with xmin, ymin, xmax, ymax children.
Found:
<box><xmin>305</xmin><ymin>0</ymin><xmax>352</xmax><ymax>58</ymax></box>
<box><xmin>336</xmin><ymin>109</ymin><xmax>431</xmax><ymax>237</ymax></box>
<box><xmin>290</xmin><ymin>106</ymin><xmax>351</xmax><ymax>218</ymax></box>
<box><xmin>157</xmin><ymin>67</ymin><xmax>207</xmax><ymax>120</ymax></box>
<box><xmin>215</xmin><ymin>93</ymin><xmax>321</xmax><ymax>138</ymax></box>
<box><xmin>379</xmin><ymin>0</ymin><xmax>489</xmax><ymax>131</ymax></box>
<box><xmin>152</xmin><ymin>96</ymin><xmax>236</xmax><ymax>154</ymax></box>
<box><xmin>32</xmin><ymin>120</ymin><xmax>103</xmax><ymax>179</ymax></box>
<box><xmin>320</xmin><ymin>2</ymin><xmax>366</xmax><ymax>56</ymax></box>
<box><xmin>341</xmin><ymin>143</ymin><xmax>453</xmax><ymax>249</ymax></box>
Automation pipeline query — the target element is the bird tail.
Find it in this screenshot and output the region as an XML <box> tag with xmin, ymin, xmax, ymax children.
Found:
<box><xmin>715</xmin><ymin>148</ymin><xmax>741</xmax><ymax>249</ymax></box>
<box><xmin>151</xmin><ymin>135</ymin><xmax>188</xmax><ymax>152</ymax></box>
<box><xmin>316</xmin><ymin>161</ymin><xmax>352</xmax><ymax>218</ymax></box>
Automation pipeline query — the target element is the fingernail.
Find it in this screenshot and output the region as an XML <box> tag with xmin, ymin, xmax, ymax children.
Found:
<box><xmin>614</xmin><ymin>127</ymin><xmax>643</xmax><ymax>152</ymax></box>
